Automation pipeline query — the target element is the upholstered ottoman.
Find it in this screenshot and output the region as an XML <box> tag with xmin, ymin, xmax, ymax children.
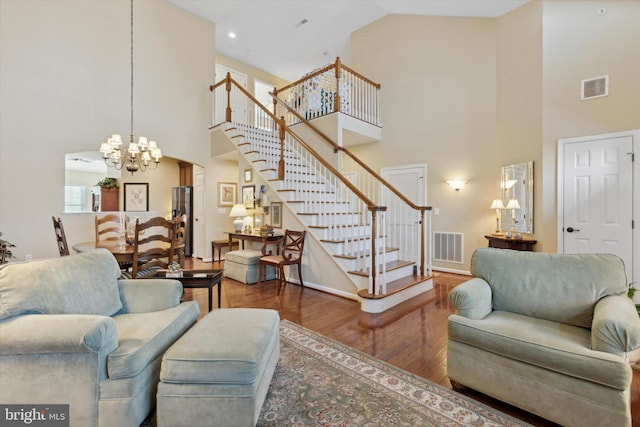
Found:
<box><xmin>224</xmin><ymin>249</ymin><xmax>275</xmax><ymax>284</ymax></box>
<box><xmin>157</xmin><ymin>308</ymin><xmax>280</xmax><ymax>427</ymax></box>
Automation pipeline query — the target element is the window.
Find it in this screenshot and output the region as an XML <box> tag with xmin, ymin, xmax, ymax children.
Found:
<box><xmin>65</xmin><ymin>185</ymin><xmax>86</xmax><ymax>212</ymax></box>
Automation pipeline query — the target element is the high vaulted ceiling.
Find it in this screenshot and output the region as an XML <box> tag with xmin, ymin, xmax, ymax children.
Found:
<box><xmin>170</xmin><ymin>0</ymin><xmax>529</xmax><ymax>82</ymax></box>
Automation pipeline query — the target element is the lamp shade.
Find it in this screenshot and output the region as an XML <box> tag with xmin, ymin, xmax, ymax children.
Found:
<box><xmin>506</xmin><ymin>199</ymin><xmax>520</xmax><ymax>210</ymax></box>
<box><xmin>229</xmin><ymin>204</ymin><xmax>248</xmax><ymax>218</ymax></box>
<box><xmin>490</xmin><ymin>199</ymin><xmax>505</xmax><ymax>209</ymax></box>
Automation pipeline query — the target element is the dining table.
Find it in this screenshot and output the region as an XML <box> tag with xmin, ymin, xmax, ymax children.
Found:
<box><xmin>72</xmin><ymin>240</ymin><xmax>136</xmax><ymax>265</ymax></box>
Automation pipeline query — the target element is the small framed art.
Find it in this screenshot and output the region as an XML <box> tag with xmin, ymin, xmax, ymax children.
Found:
<box><xmin>270</xmin><ymin>202</ymin><xmax>282</xmax><ymax>228</ymax></box>
<box><xmin>123</xmin><ymin>183</ymin><xmax>149</xmax><ymax>212</ymax></box>
<box><xmin>218</xmin><ymin>182</ymin><xmax>237</xmax><ymax>207</ymax></box>
<box><xmin>244</xmin><ymin>169</ymin><xmax>253</xmax><ymax>183</ymax></box>
<box><xmin>242</xmin><ymin>185</ymin><xmax>255</xmax><ymax>208</ymax></box>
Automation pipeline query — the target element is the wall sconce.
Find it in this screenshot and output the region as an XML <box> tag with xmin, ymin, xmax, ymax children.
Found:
<box><xmin>446</xmin><ymin>180</ymin><xmax>467</xmax><ymax>191</ymax></box>
<box><xmin>489</xmin><ymin>199</ymin><xmax>505</xmax><ymax>232</ymax></box>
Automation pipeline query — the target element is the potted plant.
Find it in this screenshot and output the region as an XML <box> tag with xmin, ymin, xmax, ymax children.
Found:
<box><xmin>0</xmin><ymin>231</ymin><xmax>16</xmax><ymax>264</ymax></box>
<box><xmin>96</xmin><ymin>177</ymin><xmax>119</xmax><ymax>190</ymax></box>
<box><xmin>96</xmin><ymin>177</ymin><xmax>120</xmax><ymax>211</ymax></box>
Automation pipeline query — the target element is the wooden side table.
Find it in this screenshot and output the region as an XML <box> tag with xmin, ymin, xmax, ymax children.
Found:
<box><xmin>484</xmin><ymin>234</ymin><xmax>537</xmax><ymax>251</ymax></box>
<box><xmin>211</xmin><ymin>239</ymin><xmax>239</xmax><ymax>262</ymax></box>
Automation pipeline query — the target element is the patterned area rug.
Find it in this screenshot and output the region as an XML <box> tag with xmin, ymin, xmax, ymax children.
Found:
<box><xmin>143</xmin><ymin>320</ymin><xmax>531</xmax><ymax>426</ymax></box>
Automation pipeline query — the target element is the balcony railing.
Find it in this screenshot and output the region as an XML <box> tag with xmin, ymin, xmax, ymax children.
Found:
<box><xmin>273</xmin><ymin>57</ymin><xmax>382</xmax><ymax>127</ymax></box>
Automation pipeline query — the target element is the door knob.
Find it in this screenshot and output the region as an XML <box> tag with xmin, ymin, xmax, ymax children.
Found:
<box><xmin>566</xmin><ymin>227</ymin><xmax>580</xmax><ymax>233</ymax></box>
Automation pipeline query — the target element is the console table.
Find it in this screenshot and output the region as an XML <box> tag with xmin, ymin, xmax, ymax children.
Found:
<box><xmin>225</xmin><ymin>232</ymin><xmax>282</xmax><ymax>253</ymax></box>
<box><xmin>484</xmin><ymin>234</ymin><xmax>537</xmax><ymax>251</ymax></box>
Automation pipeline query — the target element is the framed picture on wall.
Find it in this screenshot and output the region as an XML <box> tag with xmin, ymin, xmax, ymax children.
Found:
<box><xmin>242</xmin><ymin>185</ymin><xmax>255</xmax><ymax>208</ymax></box>
<box><xmin>123</xmin><ymin>183</ymin><xmax>149</xmax><ymax>212</ymax></box>
<box><xmin>244</xmin><ymin>169</ymin><xmax>253</xmax><ymax>183</ymax></box>
<box><xmin>218</xmin><ymin>182</ymin><xmax>237</xmax><ymax>207</ymax></box>
<box><xmin>270</xmin><ymin>202</ymin><xmax>282</xmax><ymax>228</ymax></box>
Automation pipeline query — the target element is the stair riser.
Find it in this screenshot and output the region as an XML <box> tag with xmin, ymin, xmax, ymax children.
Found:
<box><xmin>309</xmin><ymin>226</ymin><xmax>370</xmax><ymax>240</ymax></box>
<box><xmin>321</xmin><ymin>237</ymin><xmax>386</xmax><ymax>255</ymax></box>
<box><xmin>348</xmin><ymin>265</ymin><xmax>415</xmax><ymax>291</ymax></box>
<box><xmin>334</xmin><ymin>250</ymin><xmax>400</xmax><ymax>271</ymax></box>
<box><xmin>298</xmin><ymin>214</ymin><xmax>361</xmax><ymax>227</ymax></box>
<box><xmin>289</xmin><ymin>203</ymin><xmax>350</xmax><ymax>214</ymax></box>
<box><xmin>270</xmin><ymin>181</ymin><xmax>328</xmax><ymax>192</ymax></box>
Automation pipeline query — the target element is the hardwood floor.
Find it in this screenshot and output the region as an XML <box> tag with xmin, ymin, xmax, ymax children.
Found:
<box><xmin>183</xmin><ymin>258</ymin><xmax>640</xmax><ymax>427</ymax></box>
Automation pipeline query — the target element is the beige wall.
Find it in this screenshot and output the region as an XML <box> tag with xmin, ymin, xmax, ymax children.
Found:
<box><xmin>351</xmin><ymin>15</ymin><xmax>498</xmax><ymax>272</ymax></box>
<box><xmin>496</xmin><ymin>1</ymin><xmax>544</xmax><ymax>245</ymax></box>
<box><xmin>540</xmin><ymin>0</ymin><xmax>640</xmax><ymax>252</ymax></box>
<box><xmin>0</xmin><ymin>0</ymin><xmax>215</xmax><ymax>260</ymax></box>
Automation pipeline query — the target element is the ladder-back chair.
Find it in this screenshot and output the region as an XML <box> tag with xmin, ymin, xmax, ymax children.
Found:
<box><xmin>130</xmin><ymin>217</ymin><xmax>176</xmax><ymax>279</ymax></box>
<box><xmin>95</xmin><ymin>213</ymin><xmax>122</xmax><ymax>243</ymax></box>
<box><xmin>52</xmin><ymin>216</ymin><xmax>70</xmax><ymax>256</ymax></box>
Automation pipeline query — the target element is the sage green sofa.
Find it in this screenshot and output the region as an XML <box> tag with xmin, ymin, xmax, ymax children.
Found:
<box><xmin>447</xmin><ymin>248</ymin><xmax>640</xmax><ymax>427</ymax></box>
<box><xmin>0</xmin><ymin>249</ymin><xmax>200</xmax><ymax>427</ymax></box>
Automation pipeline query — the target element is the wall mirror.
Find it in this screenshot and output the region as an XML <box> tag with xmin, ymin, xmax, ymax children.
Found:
<box><xmin>65</xmin><ymin>151</ymin><xmax>111</xmax><ymax>213</ymax></box>
<box><xmin>500</xmin><ymin>161</ymin><xmax>533</xmax><ymax>234</ymax></box>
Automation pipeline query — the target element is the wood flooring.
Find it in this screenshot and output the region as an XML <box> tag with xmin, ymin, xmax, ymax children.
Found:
<box><xmin>183</xmin><ymin>258</ymin><xmax>639</xmax><ymax>427</ymax></box>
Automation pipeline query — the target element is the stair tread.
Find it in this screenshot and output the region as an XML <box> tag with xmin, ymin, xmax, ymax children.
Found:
<box><xmin>357</xmin><ymin>274</ymin><xmax>434</xmax><ymax>300</ymax></box>
<box><xmin>333</xmin><ymin>247</ymin><xmax>399</xmax><ymax>259</ymax></box>
<box><xmin>348</xmin><ymin>260</ymin><xmax>413</xmax><ymax>276</ymax></box>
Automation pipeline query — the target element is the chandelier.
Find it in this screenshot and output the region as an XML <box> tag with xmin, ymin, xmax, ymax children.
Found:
<box><xmin>99</xmin><ymin>0</ymin><xmax>162</xmax><ymax>174</ymax></box>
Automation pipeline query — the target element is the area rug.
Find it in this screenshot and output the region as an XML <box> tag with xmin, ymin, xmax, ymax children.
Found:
<box><xmin>143</xmin><ymin>320</ymin><xmax>531</xmax><ymax>426</ymax></box>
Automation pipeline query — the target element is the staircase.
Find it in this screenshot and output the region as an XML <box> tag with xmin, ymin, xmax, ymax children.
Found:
<box><xmin>210</xmin><ymin>65</ymin><xmax>433</xmax><ymax>313</ymax></box>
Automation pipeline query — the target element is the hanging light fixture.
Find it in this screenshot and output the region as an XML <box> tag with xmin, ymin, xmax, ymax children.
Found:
<box><xmin>100</xmin><ymin>0</ymin><xmax>162</xmax><ymax>174</ymax></box>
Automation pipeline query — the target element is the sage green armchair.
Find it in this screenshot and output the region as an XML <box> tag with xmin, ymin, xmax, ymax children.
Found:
<box><xmin>448</xmin><ymin>248</ymin><xmax>640</xmax><ymax>427</ymax></box>
<box><xmin>0</xmin><ymin>249</ymin><xmax>200</xmax><ymax>427</ymax></box>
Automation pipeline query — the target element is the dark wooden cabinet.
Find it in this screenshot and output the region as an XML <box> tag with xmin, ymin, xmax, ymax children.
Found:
<box><xmin>101</xmin><ymin>188</ymin><xmax>119</xmax><ymax>211</ymax></box>
<box><xmin>485</xmin><ymin>234</ymin><xmax>537</xmax><ymax>251</ymax></box>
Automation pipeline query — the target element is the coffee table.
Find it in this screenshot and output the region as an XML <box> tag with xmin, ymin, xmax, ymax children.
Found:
<box><xmin>146</xmin><ymin>269</ymin><xmax>223</xmax><ymax>312</ymax></box>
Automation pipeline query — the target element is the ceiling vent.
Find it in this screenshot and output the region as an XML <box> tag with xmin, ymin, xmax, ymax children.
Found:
<box><xmin>581</xmin><ymin>75</ymin><xmax>608</xmax><ymax>100</ymax></box>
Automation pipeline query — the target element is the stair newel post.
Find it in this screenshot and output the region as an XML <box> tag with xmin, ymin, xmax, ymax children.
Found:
<box><xmin>334</xmin><ymin>57</ymin><xmax>341</xmax><ymax>114</ymax></box>
<box><xmin>369</xmin><ymin>207</ymin><xmax>377</xmax><ymax>295</ymax></box>
<box><xmin>419</xmin><ymin>208</ymin><xmax>425</xmax><ymax>277</ymax></box>
<box><xmin>272</xmin><ymin>86</ymin><xmax>278</xmax><ymax>117</ymax></box>
<box><xmin>225</xmin><ymin>72</ymin><xmax>232</xmax><ymax>122</ymax></box>
<box><xmin>277</xmin><ymin>116</ymin><xmax>286</xmax><ymax>180</ymax></box>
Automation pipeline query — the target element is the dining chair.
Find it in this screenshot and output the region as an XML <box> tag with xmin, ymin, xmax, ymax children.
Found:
<box><xmin>258</xmin><ymin>229</ymin><xmax>306</xmax><ymax>292</ymax></box>
<box><xmin>51</xmin><ymin>216</ymin><xmax>70</xmax><ymax>256</ymax></box>
<box><xmin>130</xmin><ymin>216</ymin><xmax>176</xmax><ymax>279</ymax></box>
<box><xmin>95</xmin><ymin>214</ymin><xmax>122</xmax><ymax>243</ymax></box>
<box><xmin>173</xmin><ymin>213</ymin><xmax>188</xmax><ymax>267</ymax></box>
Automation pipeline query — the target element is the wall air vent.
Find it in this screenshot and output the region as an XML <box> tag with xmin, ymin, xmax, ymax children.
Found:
<box><xmin>581</xmin><ymin>75</ymin><xmax>608</xmax><ymax>100</ymax></box>
<box><xmin>433</xmin><ymin>232</ymin><xmax>464</xmax><ymax>264</ymax></box>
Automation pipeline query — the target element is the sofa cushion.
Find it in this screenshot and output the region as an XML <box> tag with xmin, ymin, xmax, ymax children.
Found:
<box><xmin>448</xmin><ymin>311</ymin><xmax>631</xmax><ymax>390</ymax></box>
<box><xmin>0</xmin><ymin>249</ymin><xmax>122</xmax><ymax>320</ymax></box>
<box><xmin>107</xmin><ymin>301</ymin><xmax>199</xmax><ymax>379</ymax></box>
<box><xmin>470</xmin><ymin>248</ymin><xmax>627</xmax><ymax>327</ymax></box>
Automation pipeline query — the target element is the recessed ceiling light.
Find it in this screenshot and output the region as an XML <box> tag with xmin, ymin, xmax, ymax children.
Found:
<box><xmin>228</xmin><ymin>32</ymin><xmax>236</xmax><ymax>39</ymax></box>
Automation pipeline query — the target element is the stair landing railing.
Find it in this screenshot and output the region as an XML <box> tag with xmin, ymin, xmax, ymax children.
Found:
<box><xmin>273</xmin><ymin>57</ymin><xmax>381</xmax><ymax>127</ymax></box>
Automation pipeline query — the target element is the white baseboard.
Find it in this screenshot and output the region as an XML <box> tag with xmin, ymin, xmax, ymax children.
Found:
<box><xmin>433</xmin><ymin>267</ymin><xmax>471</xmax><ymax>276</ymax></box>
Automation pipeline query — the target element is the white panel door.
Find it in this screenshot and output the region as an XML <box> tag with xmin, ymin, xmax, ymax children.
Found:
<box><xmin>381</xmin><ymin>164</ymin><xmax>427</xmax><ymax>263</ymax></box>
<box><xmin>562</xmin><ymin>135</ymin><xmax>633</xmax><ymax>279</ymax></box>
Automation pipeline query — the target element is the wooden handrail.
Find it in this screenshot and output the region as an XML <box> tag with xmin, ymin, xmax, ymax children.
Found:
<box><xmin>341</xmin><ymin>63</ymin><xmax>381</xmax><ymax>89</ymax></box>
<box><xmin>275</xmin><ymin>62</ymin><xmax>335</xmax><ymax>93</ymax></box>
<box><xmin>213</xmin><ymin>74</ymin><xmax>379</xmax><ymax>210</ymax></box>
<box><xmin>272</xmin><ymin>95</ymin><xmax>430</xmax><ymax>214</ymax></box>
